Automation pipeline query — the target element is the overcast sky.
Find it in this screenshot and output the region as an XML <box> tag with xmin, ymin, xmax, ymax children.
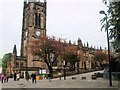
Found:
<box><xmin>0</xmin><ymin>0</ymin><xmax>107</xmax><ymax>59</ymax></box>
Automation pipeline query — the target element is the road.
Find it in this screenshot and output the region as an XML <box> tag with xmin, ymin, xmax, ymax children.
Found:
<box><xmin>1</xmin><ymin>70</ymin><xmax>120</xmax><ymax>89</ymax></box>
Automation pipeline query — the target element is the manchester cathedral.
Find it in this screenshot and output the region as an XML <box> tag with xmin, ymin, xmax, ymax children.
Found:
<box><xmin>6</xmin><ymin>0</ymin><xmax>108</xmax><ymax>77</ymax></box>
<box><xmin>21</xmin><ymin>0</ymin><xmax>47</xmax><ymax>68</ymax></box>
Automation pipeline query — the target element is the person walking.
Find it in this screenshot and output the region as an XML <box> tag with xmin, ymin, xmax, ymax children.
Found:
<box><xmin>4</xmin><ymin>74</ymin><xmax>7</xmax><ymax>83</ymax></box>
<box><xmin>58</xmin><ymin>72</ymin><xmax>62</xmax><ymax>80</ymax></box>
<box><xmin>1</xmin><ymin>74</ymin><xmax>4</xmax><ymax>83</ymax></box>
<box><xmin>5</xmin><ymin>73</ymin><xmax>9</xmax><ymax>82</ymax></box>
<box><xmin>31</xmin><ymin>73</ymin><xmax>36</xmax><ymax>83</ymax></box>
<box><xmin>13</xmin><ymin>72</ymin><xmax>17</xmax><ymax>81</ymax></box>
<box><xmin>0</xmin><ymin>74</ymin><xmax>1</xmax><ymax>82</ymax></box>
<box><xmin>26</xmin><ymin>72</ymin><xmax>30</xmax><ymax>81</ymax></box>
<box><xmin>16</xmin><ymin>73</ymin><xmax>20</xmax><ymax>81</ymax></box>
<box><xmin>48</xmin><ymin>73</ymin><xmax>52</xmax><ymax>82</ymax></box>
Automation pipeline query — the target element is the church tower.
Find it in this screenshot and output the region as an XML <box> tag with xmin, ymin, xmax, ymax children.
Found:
<box><xmin>21</xmin><ymin>0</ymin><xmax>47</xmax><ymax>67</ymax></box>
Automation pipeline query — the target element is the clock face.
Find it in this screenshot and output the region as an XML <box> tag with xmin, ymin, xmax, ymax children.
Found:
<box><xmin>35</xmin><ymin>31</ymin><xmax>40</xmax><ymax>36</ymax></box>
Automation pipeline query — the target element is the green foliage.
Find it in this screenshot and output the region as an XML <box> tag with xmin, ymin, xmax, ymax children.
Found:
<box><xmin>101</xmin><ymin>2</ymin><xmax>120</xmax><ymax>51</ymax></box>
<box><xmin>2</xmin><ymin>53</ymin><xmax>12</xmax><ymax>68</ymax></box>
<box><xmin>0</xmin><ymin>64</ymin><xmax>2</xmax><ymax>67</ymax></box>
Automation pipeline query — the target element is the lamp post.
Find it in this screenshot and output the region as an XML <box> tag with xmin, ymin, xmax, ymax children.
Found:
<box><xmin>99</xmin><ymin>10</ymin><xmax>112</xmax><ymax>86</ymax></box>
<box><xmin>63</xmin><ymin>60</ymin><xmax>66</xmax><ymax>80</ymax></box>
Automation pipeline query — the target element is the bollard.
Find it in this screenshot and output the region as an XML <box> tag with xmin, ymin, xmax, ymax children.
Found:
<box><xmin>81</xmin><ymin>76</ymin><xmax>86</xmax><ymax>79</ymax></box>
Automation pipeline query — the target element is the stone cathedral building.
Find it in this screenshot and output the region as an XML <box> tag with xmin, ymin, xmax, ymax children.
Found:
<box><xmin>6</xmin><ymin>0</ymin><xmax>107</xmax><ymax>76</ymax></box>
<box><xmin>6</xmin><ymin>0</ymin><xmax>47</xmax><ymax>75</ymax></box>
<box><xmin>21</xmin><ymin>0</ymin><xmax>47</xmax><ymax>68</ymax></box>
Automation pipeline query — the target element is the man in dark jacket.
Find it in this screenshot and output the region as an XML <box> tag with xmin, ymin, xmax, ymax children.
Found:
<box><xmin>31</xmin><ymin>73</ymin><xmax>36</xmax><ymax>83</ymax></box>
<box><xmin>13</xmin><ymin>72</ymin><xmax>17</xmax><ymax>81</ymax></box>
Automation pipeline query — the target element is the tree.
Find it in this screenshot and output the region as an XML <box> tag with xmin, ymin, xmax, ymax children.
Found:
<box><xmin>1</xmin><ymin>53</ymin><xmax>12</xmax><ymax>73</ymax></box>
<box><xmin>94</xmin><ymin>51</ymin><xmax>107</xmax><ymax>62</ymax></box>
<box><xmin>101</xmin><ymin>1</ymin><xmax>120</xmax><ymax>52</ymax></box>
<box><xmin>30</xmin><ymin>36</ymin><xmax>64</xmax><ymax>77</ymax></box>
<box><xmin>94</xmin><ymin>51</ymin><xmax>107</xmax><ymax>68</ymax></box>
<box><xmin>61</xmin><ymin>44</ymin><xmax>79</xmax><ymax>71</ymax></box>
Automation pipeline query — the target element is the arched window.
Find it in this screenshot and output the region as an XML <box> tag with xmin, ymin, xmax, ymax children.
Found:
<box><xmin>34</xmin><ymin>13</ymin><xmax>40</xmax><ymax>27</ymax></box>
<box><xmin>16</xmin><ymin>62</ymin><xmax>19</xmax><ymax>68</ymax></box>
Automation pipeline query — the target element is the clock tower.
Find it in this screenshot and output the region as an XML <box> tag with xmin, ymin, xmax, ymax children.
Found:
<box><xmin>20</xmin><ymin>0</ymin><xmax>47</xmax><ymax>67</ymax></box>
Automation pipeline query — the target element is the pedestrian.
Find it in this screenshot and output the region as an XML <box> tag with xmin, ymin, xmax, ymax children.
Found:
<box><xmin>1</xmin><ymin>74</ymin><xmax>4</xmax><ymax>83</ymax></box>
<box><xmin>0</xmin><ymin>74</ymin><xmax>1</xmax><ymax>82</ymax></box>
<box><xmin>4</xmin><ymin>74</ymin><xmax>7</xmax><ymax>83</ymax></box>
<box><xmin>58</xmin><ymin>72</ymin><xmax>62</xmax><ymax>80</ymax></box>
<box><xmin>16</xmin><ymin>73</ymin><xmax>20</xmax><ymax>81</ymax></box>
<box><xmin>26</xmin><ymin>72</ymin><xmax>29</xmax><ymax>81</ymax></box>
<box><xmin>13</xmin><ymin>72</ymin><xmax>17</xmax><ymax>81</ymax></box>
<box><xmin>31</xmin><ymin>73</ymin><xmax>36</xmax><ymax>83</ymax></box>
<box><xmin>6</xmin><ymin>73</ymin><xmax>9</xmax><ymax>82</ymax></box>
<box><xmin>48</xmin><ymin>73</ymin><xmax>52</xmax><ymax>82</ymax></box>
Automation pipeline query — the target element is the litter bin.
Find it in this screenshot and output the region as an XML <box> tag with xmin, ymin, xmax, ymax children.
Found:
<box><xmin>36</xmin><ymin>75</ymin><xmax>40</xmax><ymax>80</ymax></box>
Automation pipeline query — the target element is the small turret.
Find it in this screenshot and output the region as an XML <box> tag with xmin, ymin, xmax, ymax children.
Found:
<box><xmin>84</xmin><ymin>43</ymin><xmax>86</xmax><ymax>47</ymax></box>
<box><xmin>44</xmin><ymin>0</ymin><xmax>47</xmax><ymax>16</ymax></box>
<box><xmin>69</xmin><ymin>40</ymin><xmax>71</xmax><ymax>44</ymax></box>
<box><xmin>77</xmin><ymin>38</ymin><xmax>82</xmax><ymax>46</ymax></box>
<box><xmin>13</xmin><ymin>45</ymin><xmax>17</xmax><ymax>55</ymax></box>
<box><xmin>87</xmin><ymin>42</ymin><xmax>89</xmax><ymax>48</ymax></box>
<box><xmin>91</xmin><ymin>46</ymin><xmax>93</xmax><ymax>49</ymax></box>
<box><xmin>77</xmin><ymin>38</ymin><xmax>83</xmax><ymax>49</ymax></box>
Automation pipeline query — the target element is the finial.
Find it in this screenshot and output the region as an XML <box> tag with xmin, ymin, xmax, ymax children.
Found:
<box><xmin>13</xmin><ymin>45</ymin><xmax>17</xmax><ymax>55</ymax></box>
<box><xmin>69</xmin><ymin>40</ymin><xmax>71</xmax><ymax>44</ymax></box>
<box><xmin>87</xmin><ymin>42</ymin><xmax>89</xmax><ymax>48</ymax></box>
<box><xmin>84</xmin><ymin>43</ymin><xmax>86</xmax><ymax>47</ymax></box>
<box><xmin>78</xmin><ymin>38</ymin><xmax>81</xmax><ymax>42</ymax></box>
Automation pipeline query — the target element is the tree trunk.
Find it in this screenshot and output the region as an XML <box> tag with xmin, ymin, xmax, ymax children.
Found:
<box><xmin>44</xmin><ymin>58</ymin><xmax>53</xmax><ymax>78</ymax></box>
<box><xmin>84</xmin><ymin>61</ymin><xmax>87</xmax><ymax>70</ymax></box>
<box><xmin>73</xmin><ymin>63</ymin><xmax>75</xmax><ymax>71</ymax></box>
<box><xmin>77</xmin><ymin>62</ymin><xmax>79</xmax><ymax>74</ymax></box>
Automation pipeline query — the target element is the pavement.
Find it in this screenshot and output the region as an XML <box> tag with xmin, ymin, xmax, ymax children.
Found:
<box><xmin>1</xmin><ymin>70</ymin><xmax>120</xmax><ymax>89</ymax></box>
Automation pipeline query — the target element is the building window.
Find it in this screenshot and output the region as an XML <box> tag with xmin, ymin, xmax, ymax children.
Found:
<box><xmin>21</xmin><ymin>63</ymin><xmax>24</xmax><ymax>68</ymax></box>
<box><xmin>34</xmin><ymin>13</ymin><xmax>40</xmax><ymax>27</ymax></box>
<box><xmin>24</xmin><ymin>17</ymin><xmax>27</xmax><ymax>29</ymax></box>
<box><xmin>34</xmin><ymin>13</ymin><xmax>37</xmax><ymax>27</ymax></box>
<box><xmin>38</xmin><ymin>14</ymin><xmax>40</xmax><ymax>27</ymax></box>
<box><xmin>16</xmin><ymin>62</ymin><xmax>19</xmax><ymax>68</ymax></box>
<box><xmin>41</xmin><ymin>16</ymin><xmax>44</xmax><ymax>29</ymax></box>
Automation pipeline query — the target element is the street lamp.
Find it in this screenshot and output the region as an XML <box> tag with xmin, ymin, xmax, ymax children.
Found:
<box><xmin>99</xmin><ymin>10</ymin><xmax>112</xmax><ymax>86</ymax></box>
<box><xmin>63</xmin><ymin>60</ymin><xmax>66</xmax><ymax>80</ymax></box>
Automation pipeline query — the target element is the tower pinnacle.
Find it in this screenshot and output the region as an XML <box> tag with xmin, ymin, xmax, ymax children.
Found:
<box><xmin>13</xmin><ymin>45</ymin><xmax>17</xmax><ymax>55</ymax></box>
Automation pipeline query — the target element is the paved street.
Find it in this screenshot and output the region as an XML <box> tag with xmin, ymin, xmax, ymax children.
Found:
<box><xmin>1</xmin><ymin>70</ymin><xmax>120</xmax><ymax>89</ymax></box>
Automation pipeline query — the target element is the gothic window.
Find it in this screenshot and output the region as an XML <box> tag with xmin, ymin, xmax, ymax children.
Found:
<box><xmin>24</xmin><ymin>17</ymin><xmax>27</xmax><ymax>29</ymax></box>
<box><xmin>25</xmin><ymin>31</ymin><xmax>28</xmax><ymax>37</ymax></box>
<box><xmin>34</xmin><ymin>13</ymin><xmax>38</xmax><ymax>27</ymax></box>
<box><xmin>34</xmin><ymin>13</ymin><xmax>40</xmax><ymax>27</ymax></box>
<box><xmin>38</xmin><ymin>14</ymin><xmax>40</xmax><ymax>27</ymax></box>
<box><xmin>16</xmin><ymin>62</ymin><xmax>19</xmax><ymax>68</ymax></box>
<box><xmin>21</xmin><ymin>62</ymin><xmax>24</xmax><ymax>68</ymax></box>
<box><xmin>41</xmin><ymin>16</ymin><xmax>44</xmax><ymax>29</ymax></box>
